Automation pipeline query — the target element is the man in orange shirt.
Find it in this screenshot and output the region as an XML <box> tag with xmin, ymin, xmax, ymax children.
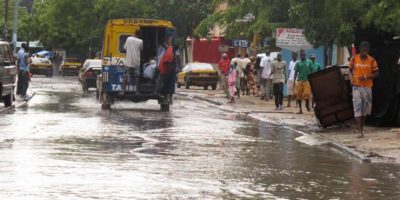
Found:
<box><xmin>349</xmin><ymin>41</ymin><xmax>379</xmax><ymax>138</ymax></box>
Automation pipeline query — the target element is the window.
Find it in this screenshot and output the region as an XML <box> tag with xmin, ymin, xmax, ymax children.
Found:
<box><xmin>119</xmin><ymin>35</ymin><xmax>130</xmax><ymax>54</ymax></box>
<box><xmin>0</xmin><ymin>45</ymin><xmax>11</xmax><ymax>65</ymax></box>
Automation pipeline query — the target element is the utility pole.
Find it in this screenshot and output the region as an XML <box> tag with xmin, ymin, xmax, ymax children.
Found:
<box><xmin>3</xmin><ymin>0</ymin><xmax>9</xmax><ymax>40</ymax></box>
<box><xmin>12</xmin><ymin>0</ymin><xmax>18</xmax><ymax>54</ymax></box>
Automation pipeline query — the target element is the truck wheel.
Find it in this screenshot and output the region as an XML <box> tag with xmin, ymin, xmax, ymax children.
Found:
<box><xmin>204</xmin><ymin>86</ymin><xmax>208</xmax><ymax>90</ymax></box>
<box><xmin>212</xmin><ymin>84</ymin><xmax>217</xmax><ymax>90</ymax></box>
<box><xmin>160</xmin><ymin>104</ymin><xmax>170</xmax><ymax>112</ymax></box>
<box><xmin>3</xmin><ymin>93</ymin><xmax>12</xmax><ymax>107</ymax></box>
<box><xmin>4</xmin><ymin>86</ymin><xmax>13</xmax><ymax>108</ymax></box>
<box><xmin>101</xmin><ymin>92</ymin><xmax>112</xmax><ymax>110</ymax></box>
<box><xmin>101</xmin><ymin>103</ymin><xmax>111</xmax><ymax>110</ymax></box>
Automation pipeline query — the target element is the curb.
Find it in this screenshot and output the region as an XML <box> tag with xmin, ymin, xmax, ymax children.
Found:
<box><xmin>180</xmin><ymin>92</ymin><xmax>375</xmax><ymax>163</ymax></box>
<box><xmin>0</xmin><ymin>97</ymin><xmax>30</xmax><ymax>114</ymax></box>
<box><xmin>327</xmin><ymin>141</ymin><xmax>371</xmax><ymax>163</ymax></box>
<box><xmin>175</xmin><ymin>92</ymin><xmax>224</xmax><ymax>106</ymax></box>
<box><xmin>0</xmin><ymin>105</ymin><xmax>16</xmax><ymax>113</ymax></box>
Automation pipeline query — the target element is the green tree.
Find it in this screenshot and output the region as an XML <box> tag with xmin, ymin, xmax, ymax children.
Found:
<box><xmin>151</xmin><ymin>0</ymin><xmax>213</xmax><ymax>61</ymax></box>
<box><xmin>0</xmin><ymin>0</ymin><xmax>33</xmax><ymax>42</ymax></box>
<box><xmin>28</xmin><ymin>0</ymin><xmax>211</xmax><ymax>59</ymax></box>
<box><xmin>195</xmin><ymin>0</ymin><xmax>290</xmax><ymax>43</ymax></box>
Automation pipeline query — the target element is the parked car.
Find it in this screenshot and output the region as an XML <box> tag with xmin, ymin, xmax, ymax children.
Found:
<box><xmin>61</xmin><ymin>58</ymin><xmax>82</xmax><ymax>76</ymax></box>
<box><xmin>79</xmin><ymin>59</ymin><xmax>102</xmax><ymax>92</ymax></box>
<box><xmin>177</xmin><ymin>62</ymin><xmax>219</xmax><ymax>90</ymax></box>
<box><xmin>30</xmin><ymin>57</ymin><xmax>53</xmax><ymax>77</ymax></box>
<box><xmin>0</xmin><ymin>41</ymin><xmax>17</xmax><ymax>107</ymax></box>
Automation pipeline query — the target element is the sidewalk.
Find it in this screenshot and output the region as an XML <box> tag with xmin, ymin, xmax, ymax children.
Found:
<box><xmin>177</xmin><ymin>87</ymin><xmax>400</xmax><ymax>164</ymax></box>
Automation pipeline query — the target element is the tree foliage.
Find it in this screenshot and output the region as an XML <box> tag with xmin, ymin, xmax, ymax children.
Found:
<box><xmin>196</xmin><ymin>0</ymin><xmax>400</xmax><ymax>47</ymax></box>
<box><xmin>195</xmin><ymin>0</ymin><xmax>290</xmax><ymax>41</ymax></box>
<box><xmin>1</xmin><ymin>0</ymin><xmax>212</xmax><ymax>55</ymax></box>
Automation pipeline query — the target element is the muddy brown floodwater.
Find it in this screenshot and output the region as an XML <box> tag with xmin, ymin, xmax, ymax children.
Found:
<box><xmin>0</xmin><ymin>77</ymin><xmax>399</xmax><ymax>199</ymax></box>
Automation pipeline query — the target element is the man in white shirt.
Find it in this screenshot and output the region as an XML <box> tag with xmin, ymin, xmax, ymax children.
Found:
<box><xmin>124</xmin><ymin>31</ymin><xmax>143</xmax><ymax>72</ymax></box>
<box><xmin>123</xmin><ymin>30</ymin><xmax>143</xmax><ymax>93</ymax></box>
<box><xmin>260</xmin><ymin>49</ymin><xmax>274</xmax><ymax>100</ymax></box>
<box><xmin>286</xmin><ymin>51</ymin><xmax>298</xmax><ymax>107</ymax></box>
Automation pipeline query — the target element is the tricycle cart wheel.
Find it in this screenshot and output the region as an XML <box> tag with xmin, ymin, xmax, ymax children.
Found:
<box><xmin>160</xmin><ymin>104</ymin><xmax>170</xmax><ymax>112</ymax></box>
<box><xmin>101</xmin><ymin>103</ymin><xmax>111</xmax><ymax>110</ymax></box>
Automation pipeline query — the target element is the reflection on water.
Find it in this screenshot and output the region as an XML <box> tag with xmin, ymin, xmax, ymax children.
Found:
<box><xmin>0</xmin><ymin>77</ymin><xmax>399</xmax><ymax>199</ymax></box>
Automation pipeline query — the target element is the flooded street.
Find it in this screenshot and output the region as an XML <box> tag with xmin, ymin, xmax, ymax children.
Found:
<box><xmin>0</xmin><ymin>77</ymin><xmax>399</xmax><ymax>200</ymax></box>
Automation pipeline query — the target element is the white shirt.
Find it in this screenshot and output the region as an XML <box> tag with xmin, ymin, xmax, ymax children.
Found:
<box><xmin>238</xmin><ymin>58</ymin><xmax>251</xmax><ymax>78</ymax></box>
<box><xmin>260</xmin><ymin>56</ymin><xmax>273</xmax><ymax>79</ymax></box>
<box><xmin>124</xmin><ymin>36</ymin><xmax>143</xmax><ymax>68</ymax></box>
<box><xmin>231</xmin><ymin>57</ymin><xmax>242</xmax><ymax>66</ymax></box>
<box><xmin>288</xmin><ymin>60</ymin><xmax>298</xmax><ymax>81</ymax></box>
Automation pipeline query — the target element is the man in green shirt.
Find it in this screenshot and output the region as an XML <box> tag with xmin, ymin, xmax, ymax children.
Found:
<box><xmin>294</xmin><ymin>49</ymin><xmax>312</xmax><ymax>114</ymax></box>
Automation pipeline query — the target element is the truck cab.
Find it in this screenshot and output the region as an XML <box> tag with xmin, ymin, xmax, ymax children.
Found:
<box><xmin>98</xmin><ymin>19</ymin><xmax>176</xmax><ymax>111</ymax></box>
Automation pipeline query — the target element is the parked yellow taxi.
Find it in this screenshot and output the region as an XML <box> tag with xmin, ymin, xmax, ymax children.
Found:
<box><xmin>177</xmin><ymin>62</ymin><xmax>219</xmax><ymax>90</ymax></box>
<box><xmin>61</xmin><ymin>58</ymin><xmax>82</xmax><ymax>76</ymax></box>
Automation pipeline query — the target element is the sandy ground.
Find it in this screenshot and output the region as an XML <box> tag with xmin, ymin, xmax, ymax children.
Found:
<box><xmin>177</xmin><ymin>87</ymin><xmax>400</xmax><ymax>164</ymax></box>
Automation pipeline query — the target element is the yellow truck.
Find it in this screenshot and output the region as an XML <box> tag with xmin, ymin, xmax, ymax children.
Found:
<box><xmin>97</xmin><ymin>19</ymin><xmax>176</xmax><ymax>111</ymax></box>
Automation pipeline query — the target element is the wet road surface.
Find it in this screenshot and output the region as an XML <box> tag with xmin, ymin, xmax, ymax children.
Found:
<box><xmin>0</xmin><ymin>77</ymin><xmax>399</xmax><ymax>199</ymax></box>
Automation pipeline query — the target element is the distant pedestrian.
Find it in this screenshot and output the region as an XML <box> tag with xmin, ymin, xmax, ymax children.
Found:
<box><xmin>310</xmin><ymin>54</ymin><xmax>321</xmax><ymax>73</ymax></box>
<box><xmin>254</xmin><ymin>56</ymin><xmax>262</xmax><ymax>96</ymax></box>
<box><xmin>16</xmin><ymin>43</ymin><xmax>31</xmax><ymax>100</ymax></box>
<box><xmin>241</xmin><ymin>53</ymin><xmax>251</xmax><ymax>95</ymax></box>
<box><xmin>231</xmin><ymin>54</ymin><xmax>242</xmax><ymax>97</ymax></box>
<box><xmin>260</xmin><ymin>49</ymin><xmax>274</xmax><ymax>101</ymax></box>
<box><xmin>271</xmin><ymin>53</ymin><xmax>287</xmax><ymax>110</ymax></box>
<box><xmin>228</xmin><ymin>62</ymin><xmax>238</xmax><ymax>104</ymax></box>
<box><xmin>310</xmin><ymin>54</ymin><xmax>322</xmax><ymax>108</ymax></box>
<box><xmin>294</xmin><ymin>49</ymin><xmax>312</xmax><ymax>114</ymax></box>
<box><xmin>287</xmin><ymin>52</ymin><xmax>298</xmax><ymax>107</ymax></box>
<box><xmin>349</xmin><ymin>41</ymin><xmax>379</xmax><ymax>138</ymax></box>
<box><xmin>246</xmin><ymin>56</ymin><xmax>256</xmax><ymax>96</ymax></box>
<box><xmin>218</xmin><ymin>54</ymin><xmax>230</xmax><ymax>91</ymax></box>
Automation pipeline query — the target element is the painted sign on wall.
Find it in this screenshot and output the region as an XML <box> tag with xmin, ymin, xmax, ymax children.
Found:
<box><xmin>276</xmin><ymin>28</ymin><xmax>312</xmax><ymax>51</ymax></box>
